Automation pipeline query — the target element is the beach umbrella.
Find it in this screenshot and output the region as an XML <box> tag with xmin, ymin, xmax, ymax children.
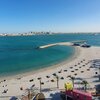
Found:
<box><xmin>74</xmin><ymin>73</ymin><xmax>77</xmax><ymax>76</ymax></box>
<box><xmin>87</xmin><ymin>69</ymin><xmax>90</xmax><ymax>71</ymax></box>
<box><xmin>67</xmin><ymin>75</ymin><xmax>71</xmax><ymax>78</ymax></box>
<box><xmin>71</xmin><ymin>70</ymin><xmax>74</xmax><ymax>72</ymax></box>
<box><xmin>64</xmin><ymin>69</ymin><xmax>67</xmax><ymax>72</ymax></box>
<box><xmin>74</xmin><ymin>65</ymin><xmax>77</xmax><ymax>66</ymax></box>
<box><xmin>60</xmin><ymin>77</ymin><xmax>64</xmax><ymax>80</ymax></box>
<box><xmin>81</xmin><ymin>71</ymin><xmax>84</xmax><ymax>73</ymax></box>
<box><xmin>75</xmin><ymin>69</ymin><xmax>78</xmax><ymax>71</ymax></box>
<box><xmin>83</xmin><ymin>59</ymin><xmax>85</xmax><ymax>61</ymax></box>
<box><xmin>52</xmin><ymin>73</ymin><xmax>56</xmax><ymax>76</ymax></box>
<box><xmin>78</xmin><ymin>63</ymin><xmax>80</xmax><ymax>65</ymax></box>
<box><xmin>70</xmin><ymin>67</ymin><xmax>73</xmax><ymax>69</ymax></box>
<box><xmin>46</xmin><ymin>75</ymin><xmax>50</xmax><ymax>78</ymax></box>
<box><xmin>81</xmin><ymin>61</ymin><xmax>83</xmax><ymax>63</ymax></box>
<box><xmin>58</xmin><ymin>69</ymin><xmax>62</xmax><ymax>73</ymax></box>
<box><xmin>29</xmin><ymin>79</ymin><xmax>34</xmax><ymax>82</ymax></box>
<box><xmin>37</xmin><ymin>77</ymin><xmax>41</xmax><ymax>80</ymax></box>
<box><xmin>51</xmin><ymin>79</ymin><xmax>55</xmax><ymax>82</ymax></box>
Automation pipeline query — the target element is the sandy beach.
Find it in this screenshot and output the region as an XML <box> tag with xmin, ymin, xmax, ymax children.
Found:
<box><xmin>0</xmin><ymin>46</ymin><xmax>100</xmax><ymax>100</ymax></box>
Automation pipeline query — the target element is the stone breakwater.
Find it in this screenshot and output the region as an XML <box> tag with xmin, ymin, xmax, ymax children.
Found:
<box><xmin>39</xmin><ymin>40</ymin><xmax>86</xmax><ymax>49</ymax></box>
<box><xmin>39</xmin><ymin>42</ymin><xmax>73</xmax><ymax>49</ymax></box>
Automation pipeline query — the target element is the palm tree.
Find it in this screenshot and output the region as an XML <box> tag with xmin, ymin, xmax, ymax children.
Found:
<box><xmin>82</xmin><ymin>80</ymin><xmax>88</xmax><ymax>92</ymax></box>
<box><xmin>96</xmin><ymin>66</ymin><xmax>100</xmax><ymax>81</ymax></box>
<box><xmin>26</xmin><ymin>89</ymin><xmax>31</xmax><ymax>100</ymax></box>
<box><xmin>39</xmin><ymin>79</ymin><xmax>42</xmax><ymax>92</ymax></box>
<box><xmin>69</xmin><ymin>76</ymin><xmax>75</xmax><ymax>88</ymax></box>
<box><xmin>54</xmin><ymin>75</ymin><xmax>59</xmax><ymax>88</ymax></box>
<box><xmin>56</xmin><ymin>75</ymin><xmax>59</xmax><ymax>88</ymax></box>
<box><xmin>37</xmin><ymin>77</ymin><xmax>42</xmax><ymax>92</ymax></box>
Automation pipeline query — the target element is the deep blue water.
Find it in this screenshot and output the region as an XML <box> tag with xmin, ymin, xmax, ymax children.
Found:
<box><xmin>0</xmin><ymin>33</ymin><xmax>100</xmax><ymax>76</ymax></box>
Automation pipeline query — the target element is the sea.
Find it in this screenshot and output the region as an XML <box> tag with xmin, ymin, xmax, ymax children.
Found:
<box><xmin>0</xmin><ymin>33</ymin><xmax>100</xmax><ymax>77</ymax></box>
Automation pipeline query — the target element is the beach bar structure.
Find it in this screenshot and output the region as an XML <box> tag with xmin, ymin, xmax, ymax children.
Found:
<box><xmin>65</xmin><ymin>89</ymin><xmax>92</xmax><ymax>100</ymax></box>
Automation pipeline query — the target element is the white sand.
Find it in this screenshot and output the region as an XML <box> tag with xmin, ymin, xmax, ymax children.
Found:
<box><xmin>0</xmin><ymin>46</ymin><xmax>100</xmax><ymax>100</ymax></box>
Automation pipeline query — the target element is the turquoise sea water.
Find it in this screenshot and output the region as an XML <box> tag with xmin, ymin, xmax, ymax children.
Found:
<box><xmin>0</xmin><ymin>34</ymin><xmax>100</xmax><ymax>77</ymax></box>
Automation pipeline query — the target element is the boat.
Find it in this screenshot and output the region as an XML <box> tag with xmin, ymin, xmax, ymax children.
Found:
<box><xmin>72</xmin><ymin>43</ymin><xmax>80</xmax><ymax>46</ymax></box>
<box><xmin>80</xmin><ymin>43</ymin><xmax>91</xmax><ymax>48</ymax></box>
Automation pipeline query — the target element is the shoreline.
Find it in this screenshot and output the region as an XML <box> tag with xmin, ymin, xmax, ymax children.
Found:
<box><xmin>0</xmin><ymin>46</ymin><xmax>79</xmax><ymax>80</ymax></box>
<box><xmin>0</xmin><ymin>46</ymin><xmax>100</xmax><ymax>100</ymax></box>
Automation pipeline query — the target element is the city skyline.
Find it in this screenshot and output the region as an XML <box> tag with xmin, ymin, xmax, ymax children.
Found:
<box><xmin>0</xmin><ymin>0</ymin><xmax>100</xmax><ymax>33</ymax></box>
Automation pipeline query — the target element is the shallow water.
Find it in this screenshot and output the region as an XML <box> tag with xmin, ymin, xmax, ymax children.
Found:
<box><xmin>0</xmin><ymin>33</ymin><xmax>100</xmax><ymax>76</ymax></box>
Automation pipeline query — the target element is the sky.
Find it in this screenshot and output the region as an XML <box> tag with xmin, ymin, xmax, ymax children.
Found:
<box><xmin>0</xmin><ymin>0</ymin><xmax>100</xmax><ymax>33</ymax></box>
